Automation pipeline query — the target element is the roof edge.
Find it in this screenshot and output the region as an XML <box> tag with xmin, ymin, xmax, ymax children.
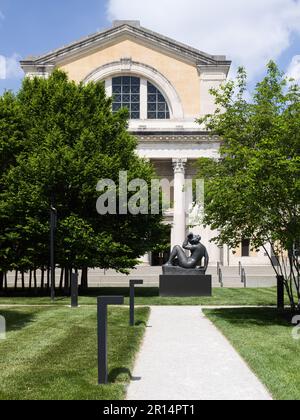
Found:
<box><xmin>20</xmin><ymin>22</ymin><xmax>231</xmax><ymax>71</ymax></box>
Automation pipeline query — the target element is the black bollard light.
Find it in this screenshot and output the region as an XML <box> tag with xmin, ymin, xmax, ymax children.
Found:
<box><xmin>71</xmin><ymin>273</ymin><xmax>79</xmax><ymax>308</ymax></box>
<box><xmin>50</xmin><ymin>205</ymin><xmax>57</xmax><ymax>302</ymax></box>
<box><xmin>97</xmin><ymin>296</ymin><xmax>124</xmax><ymax>384</ymax></box>
<box><xmin>130</xmin><ymin>280</ymin><xmax>144</xmax><ymax>327</ymax></box>
<box><xmin>277</xmin><ymin>276</ymin><xmax>285</xmax><ymax>311</ymax></box>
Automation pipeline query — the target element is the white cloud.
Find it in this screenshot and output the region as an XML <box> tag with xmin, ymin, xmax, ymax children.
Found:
<box><xmin>0</xmin><ymin>56</ymin><xmax>5</xmax><ymax>79</ymax></box>
<box><xmin>107</xmin><ymin>0</ymin><xmax>300</xmax><ymax>80</ymax></box>
<box><xmin>0</xmin><ymin>53</ymin><xmax>23</xmax><ymax>80</ymax></box>
<box><xmin>287</xmin><ymin>55</ymin><xmax>300</xmax><ymax>82</ymax></box>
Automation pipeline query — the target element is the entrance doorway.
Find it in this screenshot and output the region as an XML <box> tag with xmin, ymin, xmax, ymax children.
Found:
<box><xmin>151</xmin><ymin>251</ymin><xmax>170</xmax><ymax>266</ymax></box>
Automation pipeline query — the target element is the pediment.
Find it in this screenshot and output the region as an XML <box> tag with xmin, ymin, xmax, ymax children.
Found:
<box><xmin>20</xmin><ymin>21</ymin><xmax>231</xmax><ymax>74</ymax></box>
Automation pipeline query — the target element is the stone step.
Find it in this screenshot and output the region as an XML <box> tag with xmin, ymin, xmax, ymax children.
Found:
<box><xmin>5</xmin><ymin>266</ymin><xmax>277</xmax><ymax>289</ymax></box>
<box><xmin>87</xmin><ymin>275</ymin><xmax>276</xmax><ymax>288</ymax></box>
<box><xmin>91</xmin><ymin>265</ymin><xmax>275</xmax><ymax>276</ymax></box>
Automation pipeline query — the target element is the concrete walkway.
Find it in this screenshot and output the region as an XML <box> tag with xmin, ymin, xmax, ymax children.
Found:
<box><xmin>126</xmin><ymin>306</ymin><xmax>272</xmax><ymax>401</ymax></box>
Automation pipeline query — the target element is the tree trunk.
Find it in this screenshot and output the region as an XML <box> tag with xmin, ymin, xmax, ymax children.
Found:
<box><xmin>69</xmin><ymin>268</ymin><xmax>73</xmax><ymax>294</ymax></box>
<box><xmin>0</xmin><ymin>272</ymin><xmax>3</xmax><ymax>290</ymax></box>
<box><xmin>29</xmin><ymin>270</ymin><xmax>32</xmax><ymax>289</ymax></box>
<box><xmin>14</xmin><ymin>270</ymin><xmax>18</xmax><ymax>290</ymax></box>
<box><xmin>64</xmin><ymin>268</ymin><xmax>70</xmax><ymax>295</ymax></box>
<box><xmin>21</xmin><ymin>271</ymin><xmax>25</xmax><ymax>289</ymax></box>
<box><xmin>81</xmin><ymin>267</ymin><xmax>88</xmax><ymax>289</ymax></box>
<box><xmin>59</xmin><ymin>268</ymin><xmax>64</xmax><ymax>290</ymax></box>
<box><xmin>41</xmin><ymin>268</ymin><xmax>45</xmax><ymax>289</ymax></box>
<box><xmin>4</xmin><ymin>272</ymin><xmax>7</xmax><ymax>290</ymax></box>
<box><xmin>33</xmin><ymin>269</ymin><xmax>38</xmax><ymax>295</ymax></box>
<box><xmin>46</xmin><ymin>268</ymin><xmax>50</xmax><ymax>289</ymax></box>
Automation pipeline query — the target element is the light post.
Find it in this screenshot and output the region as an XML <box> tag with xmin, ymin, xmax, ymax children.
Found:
<box><xmin>71</xmin><ymin>272</ymin><xmax>79</xmax><ymax>308</ymax></box>
<box><xmin>97</xmin><ymin>296</ymin><xmax>124</xmax><ymax>384</ymax></box>
<box><xmin>277</xmin><ymin>275</ymin><xmax>284</xmax><ymax>311</ymax></box>
<box><xmin>50</xmin><ymin>205</ymin><xmax>57</xmax><ymax>302</ymax></box>
<box><xmin>130</xmin><ymin>280</ymin><xmax>144</xmax><ymax>326</ymax></box>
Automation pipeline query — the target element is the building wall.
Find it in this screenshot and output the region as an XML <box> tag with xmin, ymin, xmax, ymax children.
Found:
<box><xmin>20</xmin><ymin>23</ymin><xmax>273</xmax><ymax>267</ymax></box>
<box><xmin>58</xmin><ymin>36</ymin><xmax>201</xmax><ymax>119</ymax></box>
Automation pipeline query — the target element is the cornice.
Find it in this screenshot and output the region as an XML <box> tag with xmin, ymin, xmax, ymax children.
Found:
<box><xmin>20</xmin><ymin>22</ymin><xmax>231</xmax><ymax>74</ymax></box>
<box><xmin>134</xmin><ymin>132</ymin><xmax>220</xmax><ymax>143</ymax></box>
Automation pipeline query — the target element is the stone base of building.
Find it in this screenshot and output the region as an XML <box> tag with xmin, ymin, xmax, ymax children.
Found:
<box><xmin>159</xmin><ymin>275</ymin><xmax>212</xmax><ymax>297</ymax></box>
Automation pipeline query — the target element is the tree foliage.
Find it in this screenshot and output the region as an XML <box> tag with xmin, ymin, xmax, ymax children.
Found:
<box><xmin>196</xmin><ymin>62</ymin><xmax>300</xmax><ymax>311</ymax></box>
<box><xmin>0</xmin><ymin>71</ymin><xmax>167</xmax><ymax>288</ymax></box>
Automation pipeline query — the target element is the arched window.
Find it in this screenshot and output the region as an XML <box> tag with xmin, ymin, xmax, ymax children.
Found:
<box><xmin>111</xmin><ymin>76</ymin><xmax>170</xmax><ymax>120</ymax></box>
<box><xmin>147</xmin><ymin>82</ymin><xmax>170</xmax><ymax>119</ymax></box>
<box><xmin>112</xmin><ymin>76</ymin><xmax>140</xmax><ymax>119</ymax></box>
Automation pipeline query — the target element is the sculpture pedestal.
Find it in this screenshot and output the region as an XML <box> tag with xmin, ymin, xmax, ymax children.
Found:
<box><xmin>162</xmin><ymin>265</ymin><xmax>206</xmax><ymax>276</ymax></box>
<box><xmin>159</xmin><ymin>275</ymin><xmax>212</xmax><ymax>297</ymax></box>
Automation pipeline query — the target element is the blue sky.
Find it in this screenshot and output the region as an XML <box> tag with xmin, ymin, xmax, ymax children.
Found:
<box><xmin>1</xmin><ymin>0</ymin><xmax>300</xmax><ymax>95</ymax></box>
<box><xmin>0</xmin><ymin>0</ymin><xmax>109</xmax><ymax>93</ymax></box>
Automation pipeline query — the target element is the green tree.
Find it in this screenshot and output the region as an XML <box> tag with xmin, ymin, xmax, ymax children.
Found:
<box><xmin>0</xmin><ymin>70</ymin><xmax>167</xmax><ymax>290</ymax></box>
<box><xmin>0</xmin><ymin>91</ymin><xmax>28</xmax><ymax>288</ymax></box>
<box><xmin>195</xmin><ymin>62</ymin><xmax>300</xmax><ymax>312</ymax></box>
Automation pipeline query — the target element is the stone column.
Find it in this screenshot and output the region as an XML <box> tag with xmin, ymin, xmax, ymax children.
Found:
<box><xmin>171</xmin><ymin>158</ymin><xmax>187</xmax><ymax>249</ymax></box>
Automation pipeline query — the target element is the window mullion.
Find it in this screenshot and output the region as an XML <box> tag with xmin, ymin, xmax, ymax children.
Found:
<box><xmin>140</xmin><ymin>78</ymin><xmax>148</xmax><ymax>120</ymax></box>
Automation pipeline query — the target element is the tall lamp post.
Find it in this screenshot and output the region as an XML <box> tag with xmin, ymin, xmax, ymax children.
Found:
<box><xmin>50</xmin><ymin>205</ymin><xmax>57</xmax><ymax>302</ymax></box>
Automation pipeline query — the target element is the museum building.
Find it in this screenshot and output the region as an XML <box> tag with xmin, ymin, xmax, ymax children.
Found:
<box><xmin>20</xmin><ymin>20</ymin><xmax>272</xmax><ymax>267</ymax></box>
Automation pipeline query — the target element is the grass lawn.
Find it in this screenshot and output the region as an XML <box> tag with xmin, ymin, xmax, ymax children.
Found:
<box><xmin>204</xmin><ymin>308</ymin><xmax>300</xmax><ymax>400</ymax></box>
<box><xmin>0</xmin><ymin>306</ymin><xmax>149</xmax><ymax>400</ymax></box>
<box><xmin>0</xmin><ymin>287</ymin><xmax>278</xmax><ymax>306</ymax></box>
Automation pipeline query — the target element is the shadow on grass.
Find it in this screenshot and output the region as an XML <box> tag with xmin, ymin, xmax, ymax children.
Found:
<box><xmin>134</xmin><ymin>320</ymin><xmax>149</xmax><ymax>327</ymax></box>
<box><xmin>108</xmin><ymin>367</ymin><xmax>133</xmax><ymax>383</ymax></box>
<box><xmin>0</xmin><ymin>289</ymin><xmax>54</xmax><ymax>298</ymax></box>
<box><xmin>0</xmin><ymin>288</ymin><xmax>71</xmax><ymax>299</ymax></box>
<box><xmin>82</xmin><ymin>287</ymin><xmax>159</xmax><ymax>298</ymax></box>
<box><xmin>205</xmin><ymin>307</ymin><xmax>293</xmax><ymax>327</ymax></box>
<box><xmin>0</xmin><ymin>287</ymin><xmax>160</xmax><ymax>299</ymax></box>
<box><xmin>0</xmin><ymin>309</ymin><xmax>38</xmax><ymax>332</ymax></box>
<box><xmin>108</xmin><ymin>367</ymin><xmax>142</xmax><ymax>384</ymax></box>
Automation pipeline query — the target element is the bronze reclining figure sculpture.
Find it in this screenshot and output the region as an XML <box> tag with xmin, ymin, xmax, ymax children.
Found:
<box><xmin>163</xmin><ymin>233</ymin><xmax>209</xmax><ymax>275</ymax></box>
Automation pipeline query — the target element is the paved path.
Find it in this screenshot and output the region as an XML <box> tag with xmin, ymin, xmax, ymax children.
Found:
<box><xmin>126</xmin><ymin>306</ymin><xmax>272</xmax><ymax>400</ymax></box>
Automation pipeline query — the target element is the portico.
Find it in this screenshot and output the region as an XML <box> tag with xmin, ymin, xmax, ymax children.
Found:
<box><xmin>134</xmin><ymin>131</ymin><xmax>223</xmax><ymax>264</ymax></box>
